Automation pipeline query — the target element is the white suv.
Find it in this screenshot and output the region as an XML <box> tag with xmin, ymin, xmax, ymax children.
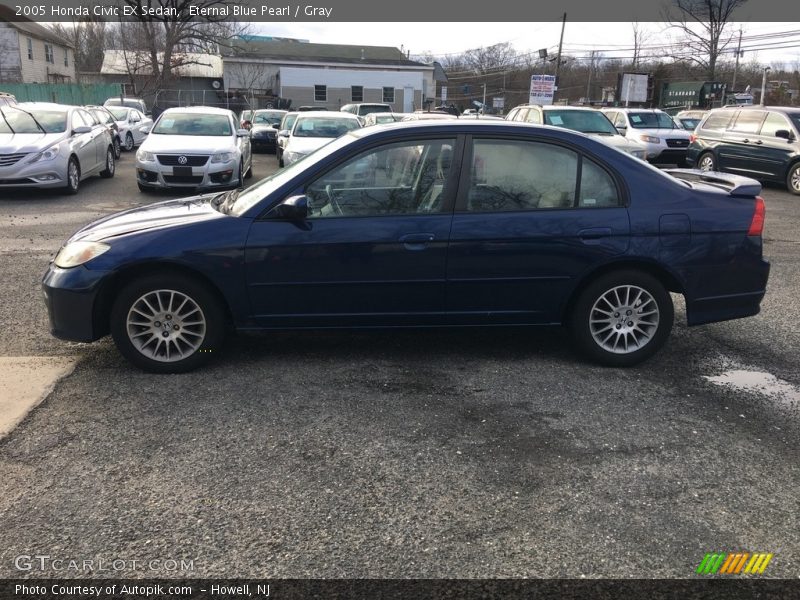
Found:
<box><xmin>601</xmin><ymin>108</ymin><xmax>691</xmax><ymax>165</ymax></box>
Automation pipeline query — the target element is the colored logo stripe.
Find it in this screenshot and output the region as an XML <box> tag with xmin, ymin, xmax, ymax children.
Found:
<box><xmin>697</xmin><ymin>553</ymin><xmax>773</xmax><ymax>575</ymax></box>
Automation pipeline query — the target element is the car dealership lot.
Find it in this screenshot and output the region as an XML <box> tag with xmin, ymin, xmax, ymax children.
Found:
<box><xmin>0</xmin><ymin>152</ymin><xmax>798</xmax><ymax>578</ymax></box>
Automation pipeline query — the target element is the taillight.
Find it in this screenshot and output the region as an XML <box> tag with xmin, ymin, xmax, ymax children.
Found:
<box><xmin>689</xmin><ymin>133</ymin><xmax>697</xmax><ymax>143</ymax></box>
<box><xmin>747</xmin><ymin>196</ymin><xmax>766</xmax><ymax>236</ymax></box>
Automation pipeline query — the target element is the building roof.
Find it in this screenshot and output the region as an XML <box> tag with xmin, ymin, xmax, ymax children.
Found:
<box><xmin>101</xmin><ymin>50</ymin><xmax>223</xmax><ymax>78</ymax></box>
<box><xmin>222</xmin><ymin>39</ymin><xmax>429</xmax><ymax>68</ymax></box>
<box><xmin>0</xmin><ymin>6</ymin><xmax>74</xmax><ymax>48</ymax></box>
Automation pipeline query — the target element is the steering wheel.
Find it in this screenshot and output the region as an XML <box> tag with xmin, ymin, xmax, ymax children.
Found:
<box><xmin>324</xmin><ymin>184</ymin><xmax>343</xmax><ymax>215</ymax></box>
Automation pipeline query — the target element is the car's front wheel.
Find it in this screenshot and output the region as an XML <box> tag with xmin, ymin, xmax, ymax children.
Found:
<box><xmin>124</xmin><ymin>132</ymin><xmax>134</xmax><ymax>151</ymax></box>
<box><xmin>113</xmin><ymin>137</ymin><xmax>121</xmax><ymax>159</ymax></box>
<box><xmin>569</xmin><ymin>270</ymin><xmax>673</xmax><ymax>367</ymax></box>
<box><xmin>64</xmin><ymin>157</ymin><xmax>80</xmax><ymax>194</ymax></box>
<box><xmin>698</xmin><ymin>151</ymin><xmax>716</xmax><ymax>172</ymax></box>
<box><xmin>110</xmin><ymin>273</ymin><xmax>227</xmax><ymax>373</ymax></box>
<box><xmin>786</xmin><ymin>162</ymin><xmax>800</xmax><ymax>196</ymax></box>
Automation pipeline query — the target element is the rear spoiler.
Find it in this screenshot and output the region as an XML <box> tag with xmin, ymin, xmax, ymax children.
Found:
<box><xmin>665</xmin><ymin>169</ymin><xmax>762</xmax><ymax>197</ymax></box>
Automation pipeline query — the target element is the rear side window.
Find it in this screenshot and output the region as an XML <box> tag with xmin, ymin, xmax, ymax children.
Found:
<box><xmin>730</xmin><ymin>110</ymin><xmax>766</xmax><ymax>134</ymax></box>
<box><xmin>464</xmin><ymin>139</ymin><xmax>620</xmax><ymax>212</ymax></box>
<box><xmin>701</xmin><ymin>111</ymin><xmax>735</xmax><ymax>132</ymax></box>
<box><xmin>759</xmin><ymin>112</ymin><xmax>791</xmax><ymax>137</ymax></box>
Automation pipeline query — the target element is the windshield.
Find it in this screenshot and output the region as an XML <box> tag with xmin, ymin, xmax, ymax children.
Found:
<box><xmin>230</xmin><ymin>132</ymin><xmax>362</xmax><ymax>216</ymax></box>
<box><xmin>543</xmin><ymin>110</ymin><xmax>618</xmax><ymax>135</ymax></box>
<box><xmin>628</xmin><ymin>112</ymin><xmax>676</xmax><ymax>129</ymax></box>
<box><xmin>788</xmin><ymin>114</ymin><xmax>800</xmax><ymax>133</ymax></box>
<box><xmin>106</xmin><ymin>99</ymin><xmax>144</xmax><ymax>111</ymax></box>
<box><xmin>0</xmin><ymin>107</ymin><xmax>66</xmax><ymax>133</ymax></box>
<box><xmin>152</xmin><ymin>113</ymin><xmax>232</xmax><ymax>136</ymax></box>
<box><xmin>252</xmin><ymin>111</ymin><xmax>285</xmax><ymax>126</ymax></box>
<box><xmin>108</xmin><ymin>107</ymin><xmax>129</xmax><ymax>121</ymax></box>
<box><xmin>293</xmin><ymin>116</ymin><xmax>360</xmax><ymax>138</ymax></box>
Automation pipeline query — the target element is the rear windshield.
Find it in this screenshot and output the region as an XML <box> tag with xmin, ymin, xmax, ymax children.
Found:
<box><xmin>108</xmin><ymin>107</ymin><xmax>129</xmax><ymax>120</ymax></box>
<box><xmin>358</xmin><ymin>105</ymin><xmax>391</xmax><ymax>116</ymax></box>
<box><xmin>106</xmin><ymin>99</ymin><xmax>144</xmax><ymax>111</ymax></box>
<box><xmin>628</xmin><ymin>112</ymin><xmax>676</xmax><ymax>129</ymax></box>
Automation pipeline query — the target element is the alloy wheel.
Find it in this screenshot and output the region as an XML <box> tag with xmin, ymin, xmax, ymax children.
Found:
<box><xmin>589</xmin><ymin>285</ymin><xmax>660</xmax><ymax>354</ymax></box>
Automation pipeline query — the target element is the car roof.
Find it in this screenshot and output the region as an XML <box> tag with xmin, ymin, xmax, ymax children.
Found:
<box><xmin>296</xmin><ymin>111</ymin><xmax>360</xmax><ymax>119</ymax></box>
<box><xmin>161</xmin><ymin>106</ymin><xmax>234</xmax><ymax>116</ymax></box>
<box><xmin>514</xmin><ymin>105</ymin><xmax>600</xmax><ymax>112</ymax></box>
<box><xmin>602</xmin><ymin>107</ymin><xmax>665</xmax><ymax>113</ymax></box>
<box><xmin>348</xmin><ymin>119</ymin><xmax>598</xmax><ymax>140</ymax></box>
<box><xmin>253</xmin><ymin>109</ymin><xmax>287</xmax><ymax>113</ymax></box>
<box><xmin>16</xmin><ymin>102</ymin><xmax>72</xmax><ymax>110</ymax></box>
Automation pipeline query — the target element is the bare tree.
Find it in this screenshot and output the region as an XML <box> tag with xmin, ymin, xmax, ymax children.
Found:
<box><xmin>462</xmin><ymin>42</ymin><xmax>517</xmax><ymax>74</ymax></box>
<box><xmin>665</xmin><ymin>0</ymin><xmax>748</xmax><ymax>80</ymax></box>
<box><xmin>0</xmin><ymin>24</ymin><xmax>21</xmax><ymax>83</ymax></box>
<box><xmin>225</xmin><ymin>62</ymin><xmax>277</xmax><ymax>105</ymax></box>
<box><xmin>119</xmin><ymin>0</ymin><xmax>248</xmax><ymax>88</ymax></box>
<box><xmin>631</xmin><ymin>22</ymin><xmax>651</xmax><ymax>68</ymax></box>
<box><xmin>48</xmin><ymin>19</ymin><xmax>107</xmax><ymax>74</ymax></box>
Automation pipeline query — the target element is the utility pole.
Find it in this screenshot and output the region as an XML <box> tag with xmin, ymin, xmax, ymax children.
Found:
<box><xmin>554</xmin><ymin>12</ymin><xmax>567</xmax><ymax>101</ymax></box>
<box><xmin>732</xmin><ymin>27</ymin><xmax>743</xmax><ymax>94</ymax></box>
<box><xmin>586</xmin><ymin>50</ymin><xmax>595</xmax><ymax>103</ymax></box>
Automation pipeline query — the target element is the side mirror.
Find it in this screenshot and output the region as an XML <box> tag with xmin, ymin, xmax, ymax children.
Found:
<box><xmin>72</xmin><ymin>126</ymin><xmax>91</xmax><ymax>134</ymax></box>
<box><xmin>775</xmin><ymin>129</ymin><xmax>794</xmax><ymax>140</ymax></box>
<box><xmin>278</xmin><ymin>129</ymin><xmax>290</xmax><ymax>137</ymax></box>
<box><xmin>237</xmin><ymin>128</ymin><xmax>250</xmax><ymax>137</ymax></box>
<box><xmin>271</xmin><ymin>195</ymin><xmax>309</xmax><ymax>220</ymax></box>
<box><xmin>615</xmin><ymin>125</ymin><xmax>627</xmax><ymax>132</ymax></box>
<box><xmin>141</xmin><ymin>127</ymin><xmax>151</xmax><ymax>135</ymax></box>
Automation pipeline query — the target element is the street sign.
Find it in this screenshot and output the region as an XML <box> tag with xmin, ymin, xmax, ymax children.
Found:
<box><xmin>493</xmin><ymin>97</ymin><xmax>504</xmax><ymax>109</ymax></box>
<box><xmin>529</xmin><ymin>74</ymin><xmax>556</xmax><ymax>105</ymax></box>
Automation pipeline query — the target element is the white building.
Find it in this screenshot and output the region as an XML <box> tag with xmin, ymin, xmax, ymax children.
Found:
<box><xmin>0</xmin><ymin>8</ymin><xmax>76</xmax><ymax>83</ymax></box>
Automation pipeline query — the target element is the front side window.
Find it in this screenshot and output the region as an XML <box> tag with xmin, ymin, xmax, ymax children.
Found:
<box><xmin>701</xmin><ymin>111</ymin><xmax>735</xmax><ymax>132</ymax></box>
<box><xmin>305</xmin><ymin>138</ymin><xmax>456</xmax><ymax>218</ymax></box>
<box><xmin>351</xmin><ymin>86</ymin><xmax>363</xmax><ymax>102</ymax></box>
<box><xmin>464</xmin><ymin>139</ymin><xmax>619</xmax><ymax>212</ymax></box>
<box><xmin>314</xmin><ymin>85</ymin><xmax>327</xmax><ymax>102</ymax></box>
<box><xmin>383</xmin><ymin>87</ymin><xmax>395</xmax><ymax>103</ymax></box>
<box><xmin>70</xmin><ymin>111</ymin><xmax>87</xmax><ymax>131</ymax></box>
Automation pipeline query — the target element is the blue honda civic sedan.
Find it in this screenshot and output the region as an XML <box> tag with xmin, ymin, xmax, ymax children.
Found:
<box><xmin>42</xmin><ymin>121</ymin><xmax>770</xmax><ymax>372</ymax></box>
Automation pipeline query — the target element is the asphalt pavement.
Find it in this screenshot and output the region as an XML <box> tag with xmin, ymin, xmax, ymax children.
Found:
<box><xmin>0</xmin><ymin>151</ymin><xmax>798</xmax><ymax>579</ymax></box>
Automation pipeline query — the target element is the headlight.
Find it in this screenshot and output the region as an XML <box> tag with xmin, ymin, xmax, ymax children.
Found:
<box><xmin>136</xmin><ymin>150</ymin><xmax>155</xmax><ymax>162</ymax></box>
<box><xmin>29</xmin><ymin>144</ymin><xmax>61</xmax><ymax>163</ymax></box>
<box><xmin>639</xmin><ymin>135</ymin><xmax>660</xmax><ymax>144</ymax></box>
<box><xmin>54</xmin><ymin>241</ymin><xmax>110</xmax><ymax>269</ymax></box>
<box><xmin>211</xmin><ymin>152</ymin><xmax>235</xmax><ymax>163</ymax></box>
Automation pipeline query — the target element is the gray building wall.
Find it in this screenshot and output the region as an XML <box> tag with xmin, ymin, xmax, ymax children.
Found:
<box><xmin>282</xmin><ymin>85</ymin><xmax>421</xmax><ymax>112</ymax></box>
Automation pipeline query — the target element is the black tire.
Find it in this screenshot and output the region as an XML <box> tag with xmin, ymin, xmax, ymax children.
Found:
<box><xmin>110</xmin><ymin>273</ymin><xmax>227</xmax><ymax>373</ymax></box>
<box><xmin>100</xmin><ymin>146</ymin><xmax>115</xmax><ymax>178</ymax></box>
<box><xmin>124</xmin><ymin>132</ymin><xmax>134</xmax><ymax>151</ymax></box>
<box><xmin>279</xmin><ymin>157</ymin><xmax>284</xmax><ymax>168</ymax></box>
<box><xmin>113</xmin><ymin>137</ymin><xmax>121</xmax><ymax>159</ymax></box>
<box><xmin>697</xmin><ymin>151</ymin><xmax>716</xmax><ymax>172</ymax></box>
<box><xmin>569</xmin><ymin>270</ymin><xmax>674</xmax><ymax>367</ymax></box>
<box><xmin>64</xmin><ymin>156</ymin><xmax>80</xmax><ymax>194</ymax></box>
<box><xmin>786</xmin><ymin>162</ymin><xmax>800</xmax><ymax>196</ymax></box>
<box><xmin>244</xmin><ymin>160</ymin><xmax>253</xmax><ymax>179</ymax></box>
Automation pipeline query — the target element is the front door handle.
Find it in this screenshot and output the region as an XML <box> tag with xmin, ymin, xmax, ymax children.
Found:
<box><xmin>753</xmin><ymin>140</ymin><xmax>763</xmax><ymax>145</ymax></box>
<box><xmin>399</xmin><ymin>233</ymin><xmax>435</xmax><ymax>250</ymax></box>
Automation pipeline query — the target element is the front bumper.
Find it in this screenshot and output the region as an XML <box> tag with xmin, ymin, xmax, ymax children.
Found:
<box><xmin>0</xmin><ymin>155</ymin><xmax>69</xmax><ymax>188</ymax></box>
<box><xmin>42</xmin><ymin>263</ymin><xmax>110</xmax><ymax>342</ymax></box>
<box><xmin>136</xmin><ymin>158</ymin><xmax>239</xmax><ymax>189</ymax></box>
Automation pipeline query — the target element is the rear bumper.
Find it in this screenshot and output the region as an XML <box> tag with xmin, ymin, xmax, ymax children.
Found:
<box><xmin>685</xmin><ymin>257</ymin><xmax>770</xmax><ymax>326</ymax></box>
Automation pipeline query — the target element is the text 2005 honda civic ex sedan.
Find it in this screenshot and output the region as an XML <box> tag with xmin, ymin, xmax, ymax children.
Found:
<box><xmin>42</xmin><ymin>121</ymin><xmax>770</xmax><ymax>373</ymax></box>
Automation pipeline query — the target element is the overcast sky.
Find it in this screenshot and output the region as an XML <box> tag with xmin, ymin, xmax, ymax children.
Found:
<box><xmin>252</xmin><ymin>22</ymin><xmax>800</xmax><ymax>67</ymax></box>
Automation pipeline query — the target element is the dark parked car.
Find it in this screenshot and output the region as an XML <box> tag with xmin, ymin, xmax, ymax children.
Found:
<box><xmin>43</xmin><ymin>121</ymin><xmax>770</xmax><ymax>373</ymax></box>
<box><xmin>249</xmin><ymin>109</ymin><xmax>288</xmax><ymax>153</ymax></box>
<box><xmin>686</xmin><ymin>106</ymin><xmax>800</xmax><ymax>195</ymax></box>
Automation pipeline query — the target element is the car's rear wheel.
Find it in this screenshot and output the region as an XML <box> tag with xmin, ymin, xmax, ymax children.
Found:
<box><xmin>110</xmin><ymin>273</ymin><xmax>227</xmax><ymax>373</ymax></box>
<box><xmin>64</xmin><ymin>157</ymin><xmax>80</xmax><ymax>194</ymax></box>
<box><xmin>100</xmin><ymin>146</ymin><xmax>115</xmax><ymax>178</ymax></box>
<box><xmin>698</xmin><ymin>151</ymin><xmax>716</xmax><ymax>172</ymax></box>
<box><xmin>786</xmin><ymin>162</ymin><xmax>800</xmax><ymax>195</ymax></box>
<box><xmin>113</xmin><ymin>137</ymin><xmax>121</xmax><ymax>159</ymax></box>
<box><xmin>569</xmin><ymin>270</ymin><xmax>673</xmax><ymax>367</ymax></box>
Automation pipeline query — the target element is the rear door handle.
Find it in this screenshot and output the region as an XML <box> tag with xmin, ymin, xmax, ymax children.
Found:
<box><xmin>578</xmin><ymin>227</ymin><xmax>612</xmax><ymax>242</ymax></box>
<box><xmin>399</xmin><ymin>233</ymin><xmax>435</xmax><ymax>250</ymax></box>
